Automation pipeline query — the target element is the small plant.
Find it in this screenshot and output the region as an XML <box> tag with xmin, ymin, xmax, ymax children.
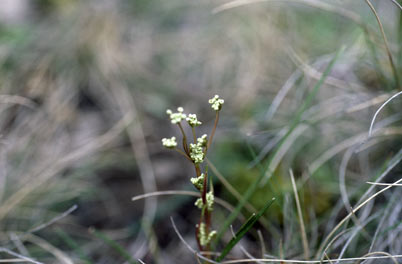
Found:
<box><xmin>162</xmin><ymin>95</ymin><xmax>224</xmax><ymax>251</ymax></box>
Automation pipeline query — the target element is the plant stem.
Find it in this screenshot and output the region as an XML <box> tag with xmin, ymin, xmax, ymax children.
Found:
<box><xmin>206</xmin><ymin>111</ymin><xmax>219</xmax><ymax>153</ymax></box>
<box><xmin>174</xmin><ymin>149</ymin><xmax>192</xmax><ymax>162</ymax></box>
<box><xmin>177</xmin><ymin>123</ymin><xmax>190</xmax><ymax>155</ymax></box>
<box><xmin>192</xmin><ymin>127</ymin><xmax>197</xmax><ymax>143</ymax></box>
<box><xmin>195</xmin><ymin>164</ymin><xmax>202</xmax><ymax>178</ymax></box>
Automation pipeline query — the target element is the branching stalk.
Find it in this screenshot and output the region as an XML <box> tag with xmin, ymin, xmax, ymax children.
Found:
<box><xmin>174</xmin><ymin>149</ymin><xmax>192</xmax><ymax>162</ymax></box>
<box><xmin>161</xmin><ymin>95</ymin><xmax>224</xmax><ymax>258</ymax></box>
<box><xmin>177</xmin><ymin>123</ymin><xmax>190</xmax><ymax>155</ymax></box>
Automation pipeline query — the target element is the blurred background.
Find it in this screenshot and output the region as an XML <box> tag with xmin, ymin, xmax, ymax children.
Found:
<box><xmin>0</xmin><ymin>0</ymin><xmax>401</xmax><ymax>263</ymax></box>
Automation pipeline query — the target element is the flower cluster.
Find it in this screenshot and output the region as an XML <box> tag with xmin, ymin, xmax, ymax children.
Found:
<box><xmin>197</xmin><ymin>134</ymin><xmax>208</xmax><ymax>147</ymax></box>
<box><xmin>166</xmin><ymin>107</ymin><xmax>186</xmax><ymax>124</ymax></box>
<box><xmin>189</xmin><ymin>134</ymin><xmax>208</xmax><ymax>163</ymax></box>
<box><xmin>186</xmin><ymin>114</ymin><xmax>202</xmax><ymax>127</ymax></box>
<box><xmin>195</xmin><ymin>191</ymin><xmax>214</xmax><ymax>212</ymax></box>
<box><xmin>191</xmin><ymin>173</ymin><xmax>205</xmax><ymax>190</ymax></box>
<box><xmin>189</xmin><ymin>143</ymin><xmax>204</xmax><ymax>164</ymax></box>
<box><xmin>209</xmin><ymin>95</ymin><xmax>224</xmax><ymax>111</ymax></box>
<box><xmin>198</xmin><ymin>222</ymin><xmax>217</xmax><ymax>246</ymax></box>
<box><xmin>161</xmin><ymin>137</ymin><xmax>177</xmax><ymax>149</ymax></box>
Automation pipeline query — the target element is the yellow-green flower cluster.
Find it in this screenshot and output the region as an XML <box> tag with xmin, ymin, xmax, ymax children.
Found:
<box><xmin>206</xmin><ymin>191</ymin><xmax>214</xmax><ymax>211</ymax></box>
<box><xmin>190</xmin><ymin>134</ymin><xmax>208</xmax><ymax>164</ymax></box>
<box><xmin>186</xmin><ymin>114</ymin><xmax>202</xmax><ymax>127</ymax></box>
<box><xmin>189</xmin><ymin>143</ymin><xmax>204</xmax><ymax>164</ymax></box>
<box><xmin>209</xmin><ymin>95</ymin><xmax>224</xmax><ymax>111</ymax></box>
<box><xmin>197</xmin><ymin>134</ymin><xmax>208</xmax><ymax>147</ymax></box>
<box><xmin>194</xmin><ymin>191</ymin><xmax>214</xmax><ymax>212</ymax></box>
<box><xmin>198</xmin><ymin>222</ymin><xmax>217</xmax><ymax>246</ymax></box>
<box><xmin>195</xmin><ymin>197</ymin><xmax>203</xmax><ymax>209</ymax></box>
<box><xmin>189</xmin><ymin>134</ymin><xmax>208</xmax><ymax>164</ymax></box>
<box><xmin>166</xmin><ymin>107</ymin><xmax>186</xmax><ymax>124</ymax></box>
<box><xmin>161</xmin><ymin>137</ymin><xmax>177</xmax><ymax>149</ymax></box>
<box><xmin>191</xmin><ymin>173</ymin><xmax>205</xmax><ymax>190</ymax></box>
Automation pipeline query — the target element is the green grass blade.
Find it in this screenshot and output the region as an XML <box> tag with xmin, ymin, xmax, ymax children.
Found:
<box><xmin>218</xmin><ymin>213</ymin><xmax>257</xmax><ymax>261</ymax></box>
<box><xmin>214</xmin><ymin>47</ymin><xmax>345</xmax><ymax>245</ymax></box>
<box><xmin>55</xmin><ymin>228</ymin><xmax>93</xmax><ymax>264</ymax></box>
<box><xmin>91</xmin><ymin>229</ymin><xmax>139</xmax><ymax>264</ymax></box>
<box><xmin>216</xmin><ymin>198</ymin><xmax>275</xmax><ymax>262</ymax></box>
<box><xmin>382</xmin><ymin>220</ymin><xmax>402</xmax><ymax>236</ymax></box>
<box><xmin>246</xmin><ymin>142</ymin><xmax>283</xmax><ymax>209</ymax></box>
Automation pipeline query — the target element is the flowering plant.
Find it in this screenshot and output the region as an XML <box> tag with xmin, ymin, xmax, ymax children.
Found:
<box><xmin>162</xmin><ymin>95</ymin><xmax>224</xmax><ymax>250</ymax></box>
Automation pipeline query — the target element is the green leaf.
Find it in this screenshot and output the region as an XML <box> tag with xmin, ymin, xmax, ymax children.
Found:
<box><xmin>216</xmin><ymin>198</ymin><xmax>275</xmax><ymax>262</ymax></box>
<box><xmin>55</xmin><ymin>228</ymin><xmax>93</xmax><ymax>264</ymax></box>
<box><xmin>91</xmin><ymin>228</ymin><xmax>139</xmax><ymax>264</ymax></box>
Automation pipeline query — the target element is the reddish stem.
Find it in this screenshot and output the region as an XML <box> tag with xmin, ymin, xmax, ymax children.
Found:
<box><xmin>201</xmin><ymin>171</ymin><xmax>207</xmax><ymax>204</ymax></box>
<box><xmin>205</xmin><ymin>111</ymin><xmax>219</xmax><ymax>154</ymax></box>
<box><xmin>192</xmin><ymin>127</ymin><xmax>197</xmax><ymax>143</ymax></box>
<box><xmin>177</xmin><ymin>123</ymin><xmax>190</xmax><ymax>155</ymax></box>
<box><xmin>174</xmin><ymin>148</ymin><xmax>192</xmax><ymax>162</ymax></box>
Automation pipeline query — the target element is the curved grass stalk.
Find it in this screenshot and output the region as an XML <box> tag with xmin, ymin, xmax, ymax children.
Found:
<box><xmin>315</xmin><ymin>177</ymin><xmax>402</xmax><ymax>259</ymax></box>
<box><xmin>369</xmin><ymin>91</ymin><xmax>402</xmax><ymax>137</ymax></box>
<box><xmin>364</xmin><ymin>0</ymin><xmax>400</xmax><ymax>88</ymax></box>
